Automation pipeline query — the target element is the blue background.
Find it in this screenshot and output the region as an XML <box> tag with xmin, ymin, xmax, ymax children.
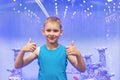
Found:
<box><xmin>0</xmin><ymin>0</ymin><xmax>120</xmax><ymax>80</ymax></box>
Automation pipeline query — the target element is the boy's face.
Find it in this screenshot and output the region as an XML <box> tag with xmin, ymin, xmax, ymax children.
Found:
<box><xmin>42</xmin><ymin>22</ymin><xmax>63</xmax><ymax>44</ymax></box>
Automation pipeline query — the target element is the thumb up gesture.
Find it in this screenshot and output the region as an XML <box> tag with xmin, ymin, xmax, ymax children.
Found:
<box><xmin>66</xmin><ymin>41</ymin><xmax>79</xmax><ymax>56</ymax></box>
<box><xmin>21</xmin><ymin>38</ymin><xmax>36</xmax><ymax>52</ymax></box>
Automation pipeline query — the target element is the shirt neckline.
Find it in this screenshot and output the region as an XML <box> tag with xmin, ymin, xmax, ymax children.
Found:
<box><xmin>45</xmin><ymin>44</ymin><xmax>60</xmax><ymax>51</ymax></box>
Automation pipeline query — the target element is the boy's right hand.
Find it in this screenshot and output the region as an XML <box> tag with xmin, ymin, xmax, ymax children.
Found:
<box><xmin>21</xmin><ymin>38</ymin><xmax>36</xmax><ymax>52</ymax></box>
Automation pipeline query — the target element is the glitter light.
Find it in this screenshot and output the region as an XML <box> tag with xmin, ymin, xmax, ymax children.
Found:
<box><xmin>11</xmin><ymin>0</ymin><xmax>120</xmax><ymax>22</ymax></box>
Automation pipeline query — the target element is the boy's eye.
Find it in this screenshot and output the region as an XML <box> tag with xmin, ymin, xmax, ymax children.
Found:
<box><xmin>46</xmin><ymin>29</ymin><xmax>51</xmax><ymax>32</ymax></box>
<box><xmin>46</xmin><ymin>29</ymin><xmax>59</xmax><ymax>32</ymax></box>
<box><xmin>53</xmin><ymin>30</ymin><xmax>59</xmax><ymax>32</ymax></box>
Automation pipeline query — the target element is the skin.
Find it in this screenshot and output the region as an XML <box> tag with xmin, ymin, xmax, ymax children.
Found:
<box><xmin>14</xmin><ymin>21</ymin><xmax>86</xmax><ymax>72</ymax></box>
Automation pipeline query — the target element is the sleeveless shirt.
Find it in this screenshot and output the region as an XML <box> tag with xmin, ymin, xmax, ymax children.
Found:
<box><xmin>38</xmin><ymin>44</ymin><xmax>68</xmax><ymax>80</ymax></box>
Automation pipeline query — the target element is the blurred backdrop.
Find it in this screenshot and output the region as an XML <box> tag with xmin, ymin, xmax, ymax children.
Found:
<box><xmin>0</xmin><ymin>0</ymin><xmax>120</xmax><ymax>80</ymax></box>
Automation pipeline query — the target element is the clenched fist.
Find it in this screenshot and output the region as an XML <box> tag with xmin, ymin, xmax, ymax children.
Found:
<box><xmin>66</xmin><ymin>41</ymin><xmax>80</xmax><ymax>56</ymax></box>
<box><xmin>21</xmin><ymin>38</ymin><xmax>36</xmax><ymax>52</ymax></box>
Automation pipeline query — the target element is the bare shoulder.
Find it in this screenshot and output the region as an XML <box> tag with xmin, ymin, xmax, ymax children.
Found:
<box><xmin>24</xmin><ymin>47</ymin><xmax>40</xmax><ymax>61</ymax></box>
<box><xmin>33</xmin><ymin>47</ymin><xmax>40</xmax><ymax>56</ymax></box>
<box><xmin>26</xmin><ymin>47</ymin><xmax>40</xmax><ymax>60</ymax></box>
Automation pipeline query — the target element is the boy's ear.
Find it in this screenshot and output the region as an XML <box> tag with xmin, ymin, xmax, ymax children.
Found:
<box><xmin>41</xmin><ymin>29</ymin><xmax>45</xmax><ymax>35</ymax></box>
<box><xmin>60</xmin><ymin>30</ymin><xmax>63</xmax><ymax>36</ymax></box>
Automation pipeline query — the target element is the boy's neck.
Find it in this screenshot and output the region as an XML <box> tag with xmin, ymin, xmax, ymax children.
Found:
<box><xmin>46</xmin><ymin>43</ymin><xmax>59</xmax><ymax>50</ymax></box>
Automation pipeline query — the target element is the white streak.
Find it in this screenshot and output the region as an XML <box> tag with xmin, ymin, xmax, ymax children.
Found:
<box><xmin>35</xmin><ymin>0</ymin><xmax>49</xmax><ymax>17</ymax></box>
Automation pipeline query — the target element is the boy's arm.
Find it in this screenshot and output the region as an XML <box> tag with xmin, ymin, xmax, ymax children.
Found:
<box><xmin>14</xmin><ymin>39</ymin><xmax>39</xmax><ymax>69</ymax></box>
<box><xmin>66</xmin><ymin>41</ymin><xmax>86</xmax><ymax>72</ymax></box>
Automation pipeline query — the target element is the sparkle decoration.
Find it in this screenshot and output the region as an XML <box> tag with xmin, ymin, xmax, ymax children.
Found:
<box><xmin>10</xmin><ymin>0</ymin><xmax>120</xmax><ymax>22</ymax></box>
<box><xmin>66</xmin><ymin>47</ymin><xmax>115</xmax><ymax>80</ymax></box>
<box><xmin>4</xmin><ymin>0</ymin><xmax>119</xmax><ymax>79</ymax></box>
<box><xmin>103</xmin><ymin>0</ymin><xmax>120</xmax><ymax>42</ymax></box>
<box><xmin>105</xmin><ymin>11</ymin><xmax>120</xmax><ymax>40</ymax></box>
<box><xmin>7</xmin><ymin>49</ymin><xmax>24</xmax><ymax>80</ymax></box>
<box><xmin>11</xmin><ymin>0</ymin><xmax>120</xmax><ymax>21</ymax></box>
<box><xmin>12</xmin><ymin>0</ymin><xmax>41</xmax><ymax>23</ymax></box>
<box><xmin>95</xmin><ymin>48</ymin><xmax>115</xmax><ymax>80</ymax></box>
<box><xmin>104</xmin><ymin>1</ymin><xmax>120</xmax><ymax>16</ymax></box>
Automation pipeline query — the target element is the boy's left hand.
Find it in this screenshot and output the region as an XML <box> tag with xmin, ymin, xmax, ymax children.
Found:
<box><xmin>66</xmin><ymin>41</ymin><xmax>80</xmax><ymax>56</ymax></box>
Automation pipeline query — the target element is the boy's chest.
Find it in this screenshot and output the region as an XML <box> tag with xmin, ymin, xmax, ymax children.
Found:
<box><xmin>39</xmin><ymin>49</ymin><xmax>67</xmax><ymax>66</ymax></box>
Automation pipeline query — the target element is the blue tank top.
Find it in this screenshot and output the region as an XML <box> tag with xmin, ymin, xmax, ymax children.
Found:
<box><xmin>38</xmin><ymin>44</ymin><xmax>68</xmax><ymax>80</ymax></box>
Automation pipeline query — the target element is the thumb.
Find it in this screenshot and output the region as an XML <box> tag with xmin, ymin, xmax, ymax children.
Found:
<box><xmin>28</xmin><ymin>38</ymin><xmax>32</xmax><ymax>43</ymax></box>
<box><xmin>71</xmin><ymin>40</ymin><xmax>74</xmax><ymax>47</ymax></box>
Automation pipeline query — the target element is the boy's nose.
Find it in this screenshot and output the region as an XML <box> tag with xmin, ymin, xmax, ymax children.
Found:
<box><xmin>50</xmin><ymin>31</ymin><xmax>54</xmax><ymax>35</ymax></box>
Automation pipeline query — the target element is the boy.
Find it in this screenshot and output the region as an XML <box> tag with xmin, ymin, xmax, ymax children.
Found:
<box><xmin>15</xmin><ymin>16</ymin><xmax>86</xmax><ymax>80</ymax></box>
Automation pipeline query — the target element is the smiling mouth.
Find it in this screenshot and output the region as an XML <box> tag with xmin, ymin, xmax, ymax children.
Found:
<box><xmin>49</xmin><ymin>37</ymin><xmax>55</xmax><ymax>40</ymax></box>
<box><xmin>48</xmin><ymin>35</ymin><xmax>57</xmax><ymax>40</ymax></box>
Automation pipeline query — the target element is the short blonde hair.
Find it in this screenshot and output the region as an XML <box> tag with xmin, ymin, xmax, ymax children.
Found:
<box><xmin>44</xmin><ymin>16</ymin><xmax>62</xmax><ymax>29</ymax></box>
